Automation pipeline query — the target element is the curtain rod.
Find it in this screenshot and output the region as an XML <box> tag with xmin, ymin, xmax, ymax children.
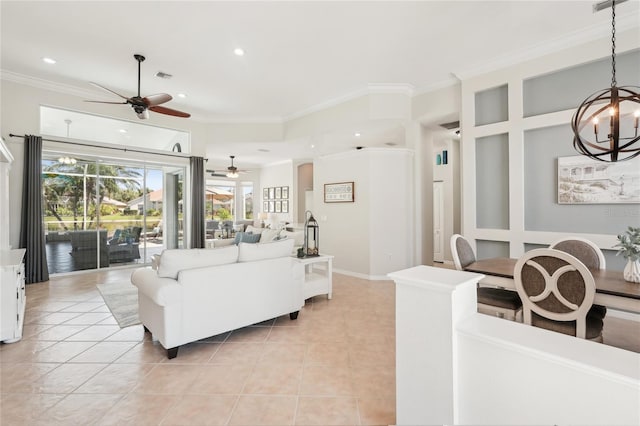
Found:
<box><xmin>8</xmin><ymin>133</ymin><xmax>197</xmax><ymax>160</ymax></box>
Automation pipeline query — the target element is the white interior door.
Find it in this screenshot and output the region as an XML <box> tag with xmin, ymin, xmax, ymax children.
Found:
<box><xmin>433</xmin><ymin>181</ymin><xmax>444</xmax><ymax>262</ymax></box>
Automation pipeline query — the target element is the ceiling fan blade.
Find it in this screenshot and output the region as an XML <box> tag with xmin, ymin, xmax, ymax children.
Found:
<box><xmin>143</xmin><ymin>93</ymin><xmax>172</xmax><ymax>107</ymax></box>
<box><xmin>84</xmin><ymin>100</ymin><xmax>128</xmax><ymax>105</ymax></box>
<box><xmin>89</xmin><ymin>81</ymin><xmax>129</xmax><ymax>100</ymax></box>
<box><xmin>149</xmin><ymin>105</ymin><xmax>191</xmax><ymax>118</ymax></box>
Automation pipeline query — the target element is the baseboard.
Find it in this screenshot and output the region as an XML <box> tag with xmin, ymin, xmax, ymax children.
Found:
<box><xmin>332</xmin><ymin>268</ymin><xmax>392</xmax><ymax>281</ymax></box>
<box><xmin>608</xmin><ymin>308</ymin><xmax>640</xmax><ymax>323</ymax></box>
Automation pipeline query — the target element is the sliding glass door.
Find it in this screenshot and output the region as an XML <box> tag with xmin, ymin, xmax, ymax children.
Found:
<box><xmin>43</xmin><ymin>153</ymin><xmax>184</xmax><ymax>273</ymax></box>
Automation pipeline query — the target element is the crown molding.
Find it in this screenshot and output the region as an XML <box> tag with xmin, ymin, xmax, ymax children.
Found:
<box><xmin>1</xmin><ymin>69</ymin><xmax>99</xmax><ymax>99</ymax></box>
<box><xmin>414</xmin><ymin>77</ymin><xmax>460</xmax><ymax>96</ymax></box>
<box><xmin>452</xmin><ymin>13</ymin><xmax>639</xmax><ymax>82</ymax></box>
<box><xmin>284</xmin><ymin>83</ymin><xmax>415</xmax><ymax>122</ymax></box>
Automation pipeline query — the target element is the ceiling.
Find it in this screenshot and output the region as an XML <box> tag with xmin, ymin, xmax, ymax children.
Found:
<box><xmin>2</xmin><ymin>1</ymin><xmax>639</xmax><ymax>169</ymax></box>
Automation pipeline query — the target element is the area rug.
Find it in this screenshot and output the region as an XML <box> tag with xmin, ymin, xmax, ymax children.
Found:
<box><xmin>96</xmin><ymin>282</ymin><xmax>140</xmax><ymax>328</ymax></box>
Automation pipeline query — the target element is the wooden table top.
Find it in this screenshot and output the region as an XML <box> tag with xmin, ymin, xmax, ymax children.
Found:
<box><xmin>465</xmin><ymin>257</ymin><xmax>640</xmax><ymax>301</ymax></box>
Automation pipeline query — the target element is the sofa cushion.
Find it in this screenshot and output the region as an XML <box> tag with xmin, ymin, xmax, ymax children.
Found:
<box><xmin>157</xmin><ymin>245</ymin><xmax>239</xmax><ymax>279</ymax></box>
<box><xmin>280</xmin><ymin>230</ymin><xmax>304</xmax><ymax>247</ymax></box>
<box><xmin>245</xmin><ymin>225</ymin><xmax>265</xmax><ymax>235</ymax></box>
<box><xmin>238</xmin><ymin>238</ymin><xmax>294</xmax><ymax>262</ymax></box>
<box><xmin>259</xmin><ymin>228</ymin><xmax>280</xmax><ymax>243</ymax></box>
<box><xmin>234</xmin><ymin>231</ymin><xmax>262</xmax><ymax>245</ymax></box>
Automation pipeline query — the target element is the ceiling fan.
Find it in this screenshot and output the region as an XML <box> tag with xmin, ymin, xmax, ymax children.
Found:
<box><xmin>85</xmin><ymin>54</ymin><xmax>190</xmax><ymax>120</ymax></box>
<box><xmin>207</xmin><ymin>155</ymin><xmax>246</xmax><ymax>178</ymax></box>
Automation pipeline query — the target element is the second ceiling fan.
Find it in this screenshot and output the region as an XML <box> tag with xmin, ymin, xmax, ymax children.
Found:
<box><xmin>207</xmin><ymin>156</ymin><xmax>246</xmax><ymax>178</ymax></box>
<box><xmin>86</xmin><ymin>54</ymin><xmax>190</xmax><ymax>120</ymax></box>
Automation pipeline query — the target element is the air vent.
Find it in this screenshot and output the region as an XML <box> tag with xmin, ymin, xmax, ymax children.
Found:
<box><xmin>439</xmin><ymin>120</ymin><xmax>460</xmax><ymax>130</ymax></box>
<box><xmin>155</xmin><ymin>71</ymin><xmax>173</xmax><ymax>79</ymax></box>
<box><xmin>385</xmin><ymin>142</ymin><xmax>397</xmax><ymax>146</ymax></box>
<box><xmin>258</xmin><ymin>148</ymin><xmax>270</xmax><ymax>153</ymax></box>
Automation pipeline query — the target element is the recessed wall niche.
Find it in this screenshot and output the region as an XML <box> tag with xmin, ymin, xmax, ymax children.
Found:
<box><xmin>523</xmin><ymin>49</ymin><xmax>640</xmax><ymax>117</ymax></box>
<box><xmin>474</xmin><ymin>84</ymin><xmax>508</xmax><ymax>126</ymax></box>
<box><xmin>476</xmin><ymin>133</ymin><xmax>509</xmax><ymax>230</ymax></box>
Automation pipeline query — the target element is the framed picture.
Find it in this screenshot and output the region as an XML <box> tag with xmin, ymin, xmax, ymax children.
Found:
<box><xmin>275</xmin><ymin>187</ymin><xmax>282</xmax><ymax>199</ymax></box>
<box><xmin>558</xmin><ymin>155</ymin><xmax>640</xmax><ymax>204</ymax></box>
<box><xmin>324</xmin><ymin>181</ymin><xmax>355</xmax><ymax>203</ymax></box>
<box><xmin>282</xmin><ymin>186</ymin><xmax>289</xmax><ymax>199</ymax></box>
<box><xmin>275</xmin><ymin>201</ymin><xmax>282</xmax><ymax>213</ymax></box>
<box><xmin>282</xmin><ymin>200</ymin><xmax>289</xmax><ymax>213</ymax></box>
<box><xmin>263</xmin><ymin>201</ymin><xmax>269</xmax><ymax>212</ymax></box>
<box><xmin>268</xmin><ymin>187</ymin><xmax>275</xmax><ymax>200</ymax></box>
<box><xmin>263</xmin><ymin>188</ymin><xmax>269</xmax><ymax>199</ymax></box>
<box><xmin>268</xmin><ymin>201</ymin><xmax>275</xmax><ymax>212</ymax></box>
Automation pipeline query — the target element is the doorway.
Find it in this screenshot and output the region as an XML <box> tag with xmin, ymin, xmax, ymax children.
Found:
<box><xmin>433</xmin><ymin>181</ymin><xmax>444</xmax><ymax>262</ymax></box>
<box><xmin>42</xmin><ymin>153</ymin><xmax>185</xmax><ymax>273</ymax></box>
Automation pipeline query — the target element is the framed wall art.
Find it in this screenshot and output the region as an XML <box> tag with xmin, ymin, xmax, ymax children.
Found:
<box><xmin>282</xmin><ymin>200</ymin><xmax>289</xmax><ymax>213</ymax></box>
<box><xmin>275</xmin><ymin>201</ymin><xmax>282</xmax><ymax>213</ymax></box>
<box><xmin>268</xmin><ymin>201</ymin><xmax>275</xmax><ymax>212</ymax></box>
<box><xmin>268</xmin><ymin>187</ymin><xmax>275</xmax><ymax>200</ymax></box>
<box><xmin>263</xmin><ymin>201</ymin><xmax>269</xmax><ymax>212</ymax></box>
<box><xmin>275</xmin><ymin>187</ymin><xmax>282</xmax><ymax>199</ymax></box>
<box><xmin>263</xmin><ymin>188</ymin><xmax>269</xmax><ymax>199</ymax></box>
<box><xmin>282</xmin><ymin>186</ymin><xmax>289</xmax><ymax>199</ymax></box>
<box><xmin>557</xmin><ymin>155</ymin><xmax>640</xmax><ymax>204</ymax></box>
<box><xmin>324</xmin><ymin>181</ymin><xmax>355</xmax><ymax>203</ymax></box>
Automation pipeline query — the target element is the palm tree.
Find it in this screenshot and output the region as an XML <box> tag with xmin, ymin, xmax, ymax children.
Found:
<box><xmin>43</xmin><ymin>160</ymin><xmax>142</xmax><ymax>230</ymax></box>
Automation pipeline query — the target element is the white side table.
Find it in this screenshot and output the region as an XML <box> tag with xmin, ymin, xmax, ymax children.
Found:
<box><xmin>293</xmin><ymin>254</ymin><xmax>334</xmax><ymax>300</ymax></box>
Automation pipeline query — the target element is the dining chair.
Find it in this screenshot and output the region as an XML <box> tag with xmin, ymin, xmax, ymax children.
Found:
<box><xmin>450</xmin><ymin>234</ymin><xmax>523</xmax><ymax>321</ymax></box>
<box><xmin>514</xmin><ymin>248</ymin><xmax>603</xmax><ymax>342</ymax></box>
<box><xmin>549</xmin><ymin>237</ymin><xmax>607</xmax><ymax>319</ymax></box>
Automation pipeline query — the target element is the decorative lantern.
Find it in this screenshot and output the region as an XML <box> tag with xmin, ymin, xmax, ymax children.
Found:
<box><xmin>304</xmin><ymin>210</ymin><xmax>319</xmax><ymax>257</ymax></box>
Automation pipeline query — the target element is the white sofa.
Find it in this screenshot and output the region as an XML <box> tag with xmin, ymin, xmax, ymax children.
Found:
<box><xmin>131</xmin><ymin>239</ymin><xmax>304</xmax><ymax>358</ymax></box>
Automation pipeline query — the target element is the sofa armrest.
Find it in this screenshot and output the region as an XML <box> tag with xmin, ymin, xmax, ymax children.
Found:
<box><xmin>131</xmin><ymin>267</ymin><xmax>182</xmax><ymax>307</ymax></box>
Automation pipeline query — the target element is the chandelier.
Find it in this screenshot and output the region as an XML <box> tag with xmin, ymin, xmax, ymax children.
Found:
<box><xmin>571</xmin><ymin>0</ymin><xmax>640</xmax><ymax>162</ymax></box>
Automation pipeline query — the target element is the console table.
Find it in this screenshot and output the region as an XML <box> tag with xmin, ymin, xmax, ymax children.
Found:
<box><xmin>1</xmin><ymin>249</ymin><xmax>26</xmax><ymax>343</ymax></box>
<box><xmin>294</xmin><ymin>254</ymin><xmax>334</xmax><ymax>300</ymax></box>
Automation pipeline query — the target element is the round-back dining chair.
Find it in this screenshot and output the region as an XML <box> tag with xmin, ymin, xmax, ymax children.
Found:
<box><xmin>515</xmin><ymin>248</ymin><xmax>603</xmax><ymax>342</ymax></box>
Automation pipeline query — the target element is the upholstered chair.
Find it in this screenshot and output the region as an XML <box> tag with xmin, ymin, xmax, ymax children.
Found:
<box><xmin>450</xmin><ymin>234</ymin><xmax>523</xmax><ymax>321</ymax></box>
<box><xmin>514</xmin><ymin>248</ymin><xmax>603</xmax><ymax>342</ymax></box>
<box><xmin>549</xmin><ymin>237</ymin><xmax>607</xmax><ymax>319</ymax></box>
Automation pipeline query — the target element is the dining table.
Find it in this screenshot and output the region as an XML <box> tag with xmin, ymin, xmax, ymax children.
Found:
<box><xmin>464</xmin><ymin>257</ymin><xmax>640</xmax><ymax>314</ymax></box>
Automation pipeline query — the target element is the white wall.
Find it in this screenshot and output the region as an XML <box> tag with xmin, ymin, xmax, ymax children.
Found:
<box><xmin>459</xmin><ymin>27</ymin><xmax>640</xmax><ymax>261</ymax></box>
<box><xmin>259</xmin><ymin>161</ymin><xmax>295</xmax><ymax>228</ymax></box>
<box><xmin>314</xmin><ymin>148</ymin><xmax>413</xmax><ymax>278</ymax></box>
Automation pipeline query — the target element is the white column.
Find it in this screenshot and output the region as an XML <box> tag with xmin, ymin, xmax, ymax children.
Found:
<box><xmin>388</xmin><ymin>266</ymin><xmax>483</xmax><ymax>426</ymax></box>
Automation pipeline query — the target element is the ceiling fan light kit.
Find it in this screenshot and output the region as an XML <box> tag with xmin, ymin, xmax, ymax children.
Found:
<box><xmin>85</xmin><ymin>54</ymin><xmax>191</xmax><ymax>120</ymax></box>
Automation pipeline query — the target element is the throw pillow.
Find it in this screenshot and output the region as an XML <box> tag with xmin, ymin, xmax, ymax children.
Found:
<box><xmin>259</xmin><ymin>228</ymin><xmax>280</xmax><ymax>243</ymax></box>
<box><xmin>280</xmin><ymin>230</ymin><xmax>304</xmax><ymax>246</ymax></box>
<box><xmin>157</xmin><ymin>245</ymin><xmax>239</xmax><ymax>279</ymax></box>
<box><xmin>238</xmin><ymin>238</ymin><xmax>295</xmax><ymax>262</ymax></box>
<box><xmin>234</xmin><ymin>232</ymin><xmax>262</xmax><ymax>244</ymax></box>
<box><xmin>234</xmin><ymin>231</ymin><xmax>261</xmax><ymax>244</ymax></box>
<box><xmin>245</xmin><ymin>225</ymin><xmax>265</xmax><ymax>235</ymax></box>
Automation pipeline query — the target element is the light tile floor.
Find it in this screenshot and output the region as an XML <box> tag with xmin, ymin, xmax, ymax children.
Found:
<box><xmin>1</xmin><ymin>268</ymin><xmax>396</xmax><ymax>426</ymax></box>
<box><xmin>2</xmin><ymin>267</ymin><xmax>638</xmax><ymax>425</ymax></box>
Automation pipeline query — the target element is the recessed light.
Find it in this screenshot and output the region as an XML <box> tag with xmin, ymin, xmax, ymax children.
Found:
<box><xmin>177</xmin><ymin>93</ymin><xmax>187</xmax><ymax>98</ymax></box>
<box><xmin>119</xmin><ymin>129</ymin><xmax>127</xmax><ymax>134</ymax></box>
<box><xmin>354</xmin><ymin>132</ymin><xmax>361</xmax><ymax>137</ymax></box>
<box><xmin>42</xmin><ymin>57</ymin><xmax>56</xmax><ymax>64</ymax></box>
<box><xmin>311</xmin><ymin>144</ymin><xmax>315</xmax><ymax>149</ymax></box>
<box><xmin>234</xmin><ymin>48</ymin><xmax>245</xmax><ymax>56</ymax></box>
